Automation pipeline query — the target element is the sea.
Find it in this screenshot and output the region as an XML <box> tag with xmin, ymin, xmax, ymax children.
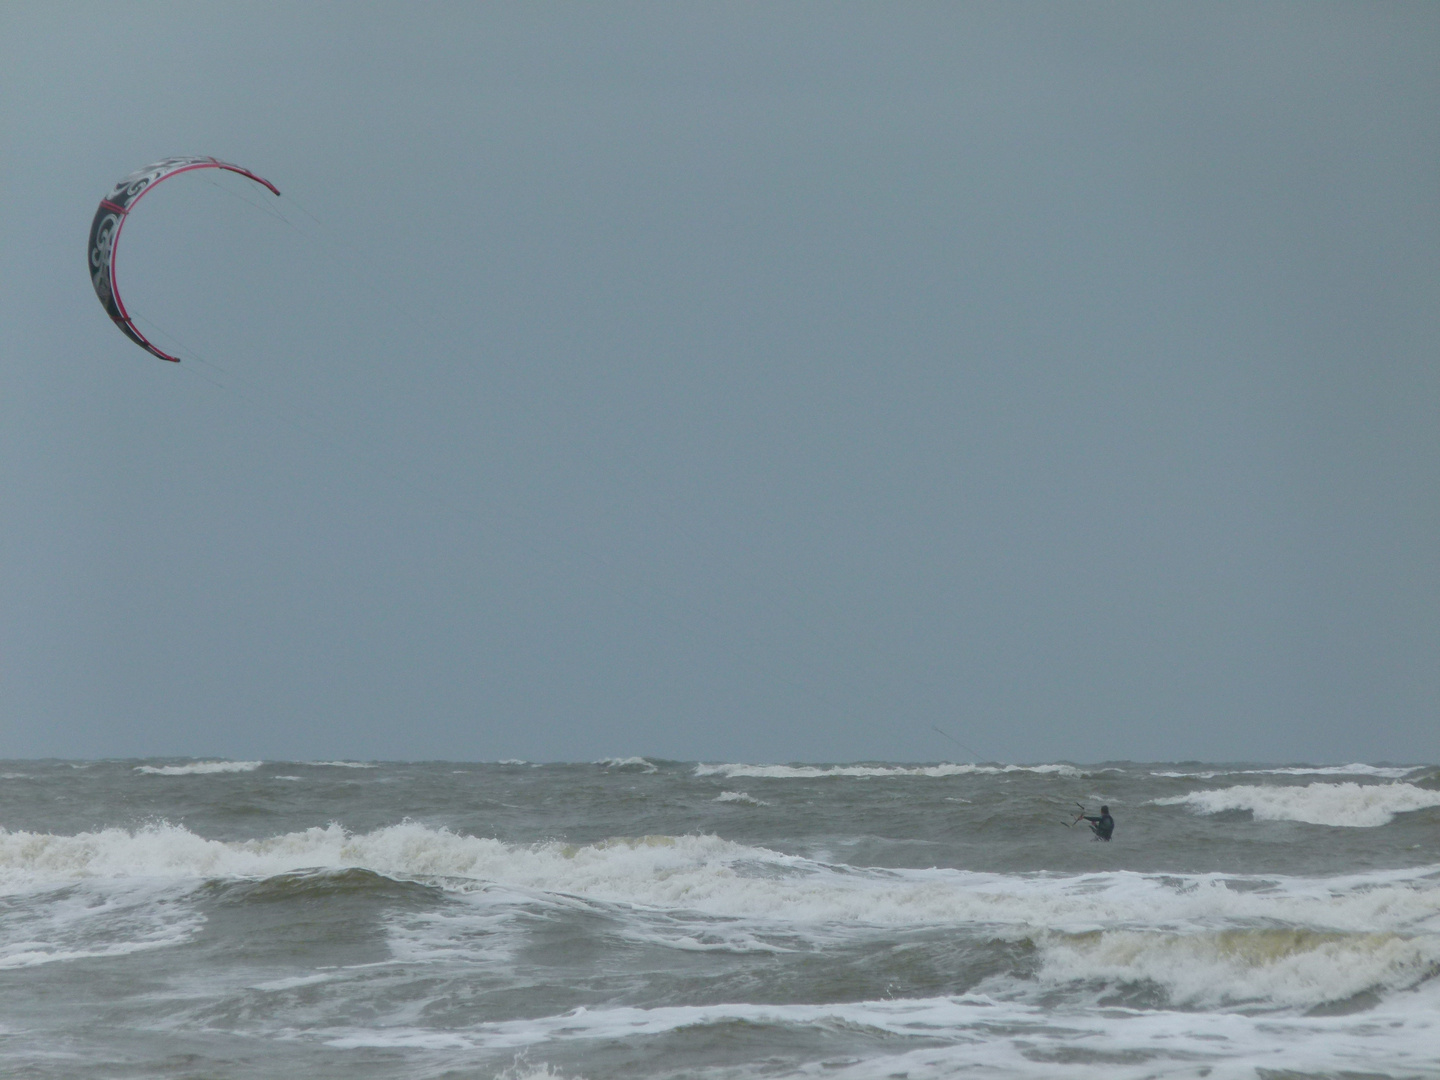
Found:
<box><xmin>0</xmin><ymin>758</ymin><xmax>1437</xmax><ymax>1079</ymax></box>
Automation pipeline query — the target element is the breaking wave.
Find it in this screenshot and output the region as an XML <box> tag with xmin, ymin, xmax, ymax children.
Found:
<box><xmin>694</xmin><ymin>762</ymin><xmax>1082</xmax><ymax>779</ymax></box>
<box><xmin>1152</xmin><ymin>781</ymin><xmax>1440</xmax><ymax>827</ymax></box>
<box><xmin>306</xmin><ymin>761</ymin><xmax>378</xmax><ymax>769</ymax></box>
<box><xmin>1034</xmin><ymin>924</ymin><xmax>1440</xmax><ymax>1009</ymax></box>
<box><xmin>0</xmin><ymin>820</ymin><xmax>1437</xmax><ymax>1015</ymax></box>
<box><xmin>594</xmin><ymin>757</ymin><xmax>659</xmax><ymax>773</ymax></box>
<box><xmin>134</xmin><ymin>761</ymin><xmax>264</xmax><ymax>776</ymax></box>
<box><xmin>714</xmin><ymin>790</ymin><xmax>768</xmax><ymax>805</ymax></box>
<box><xmin>1153</xmin><ymin>764</ymin><xmax>1422</xmax><ymax>780</ymax></box>
<box><xmin>2</xmin><ymin>821</ymin><xmax>1435</xmax><ymax>928</ymax></box>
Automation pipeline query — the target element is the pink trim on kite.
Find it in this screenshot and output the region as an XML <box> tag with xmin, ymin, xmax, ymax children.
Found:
<box><xmin>122</xmin><ymin>317</ymin><xmax>181</xmax><ymax>362</ymax></box>
<box><xmin>119</xmin><ymin>159</ymin><xmax>281</xmax><ymax>220</ymax></box>
<box><xmin>106</xmin><ymin>214</ymin><xmax>178</xmax><ymax>362</ymax></box>
<box><xmin>104</xmin><ymin>157</ymin><xmax>278</xmax><ymax>364</ymax></box>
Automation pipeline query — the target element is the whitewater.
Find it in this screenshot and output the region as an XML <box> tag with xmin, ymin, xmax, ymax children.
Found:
<box><xmin>0</xmin><ymin>758</ymin><xmax>1436</xmax><ymax>1079</ymax></box>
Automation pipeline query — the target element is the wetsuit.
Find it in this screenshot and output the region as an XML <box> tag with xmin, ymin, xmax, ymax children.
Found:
<box><xmin>1083</xmin><ymin>811</ymin><xmax>1114</xmax><ymax>841</ymax></box>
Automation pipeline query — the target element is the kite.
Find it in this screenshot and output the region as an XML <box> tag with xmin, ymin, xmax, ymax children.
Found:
<box><xmin>88</xmin><ymin>157</ymin><xmax>280</xmax><ymax>362</ymax></box>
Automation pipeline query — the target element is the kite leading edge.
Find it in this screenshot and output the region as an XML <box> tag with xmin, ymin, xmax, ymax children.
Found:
<box><xmin>88</xmin><ymin>157</ymin><xmax>280</xmax><ymax>362</ymax></box>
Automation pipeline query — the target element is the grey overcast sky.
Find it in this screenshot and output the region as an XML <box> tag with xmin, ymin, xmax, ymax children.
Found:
<box><xmin>2</xmin><ymin>3</ymin><xmax>1436</xmax><ymax>764</ymax></box>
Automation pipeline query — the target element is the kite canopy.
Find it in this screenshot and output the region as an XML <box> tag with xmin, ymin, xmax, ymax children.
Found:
<box><xmin>88</xmin><ymin>156</ymin><xmax>280</xmax><ymax>362</ymax></box>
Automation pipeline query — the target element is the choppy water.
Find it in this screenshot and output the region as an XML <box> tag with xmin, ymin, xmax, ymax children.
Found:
<box><xmin>1</xmin><ymin>758</ymin><xmax>1437</xmax><ymax>1079</ymax></box>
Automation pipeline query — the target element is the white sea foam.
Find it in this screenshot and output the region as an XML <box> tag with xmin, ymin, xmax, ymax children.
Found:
<box><xmin>386</xmin><ymin>906</ymin><xmax>530</xmax><ymax>966</ymax></box>
<box><xmin>594</xmin><ymin>757</ymin><xmax>658</xmax><ymax>772</ymax></box>
<box><xmin>134</xmin><ymin>761</ymin><xmax>264</xmax><ymax>776</ymax></box>
<box><xmin>2</xmin><ymin>823</ymin><xmax>1428</xmax><ymax>1025</ymax></box>
<box><xmin>1033</xmin><ymin>924</ymin><xmax>1440</xmax><ymax>1009</ymax></box>
<box><xmin>6</xmin><ymin>821</ymin><xmax>1438</xmax><ymax>1014</ymax></box>
<box><xmin>0</xmin><ymin>880</ymin><xmax>202</xmax><ymax>969</ymax></box>
<box><xmin>249</xmin><ymin>972</ymin><xmax>335</xmax><ymax>992</ymax></box>
<box><xmin>1153</xmin><ymin>781</ymin><xmax>1440</xmax><ymax>827</ymax></box>
<box><xmin>3</xmin><ymin>822</ymin><xmax>1437</xmax><ymax>935</ymax></box>
<box><xmin>306</xmin><ymin>761</ymin><xmax>377</xmax><ymax>768</ymax></box>
<box><xmin>714</xmin><ymin>790</ymin><xmax>768</xmax><ymax>805</ymax></box>
<box><xmin>800</xmin><ymin>986</ymin><xmax>1440</xmax><ymax>1080</ymax></box>
<box><xmin>314</xmin><ymin>986</ymin><xmax>1440</xmax><ymax>1078</ymax></box>
<box><xmin>695</xmin><ymin>762</ymin><xmax>1081</xmax><ymax>779</ymax></box>
<box><xmin>492</xmin><ymin>1060</ymin><xmax>580</xmax><ymax>1080</ymax></box>
<box><xmin>1153</xmin><ymin>763</ymin><xmax>1421</xmax><ymax>780</ymax></box>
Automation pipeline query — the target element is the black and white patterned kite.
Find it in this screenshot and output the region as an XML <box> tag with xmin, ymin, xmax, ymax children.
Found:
<box><xmin>88</xmin><ymin>157</ymin><xmax>280</xmax><ymax>362</ymax></box>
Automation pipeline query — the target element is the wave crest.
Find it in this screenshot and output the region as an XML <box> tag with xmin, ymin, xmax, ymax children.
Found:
<box><xmin>1153</xmin><ymin>764</ymin><xmax>1421</xmax><ymax>780</ymax></box>
<box><xmin>3</xmin><ymin>824</ymin><xmax>1436</xmax><ymax>933</ymax></box>
<box><xmin>134</xmin><ymin>761</ymin><xmax>263</xmax><ymax>776</ymax></box>
<box><xmin>694</xmin><ymin>762</ymin><xmax>1081</xmax><ymax>779</ymax></box>
<box><xmin>714</xmin><ymin>791</ymin><xmax>769</xmax><ymax>806</ymax></box>
<box><xmin>595</xmin><ymin>757</ymin><xmax>659</xmax><ymax>773</ymax></box>
<box><xmin>1152</xmin><ymin>782</ymin><xmax>1440</xmax><ymax>827</ymax></box>
<box><xmin>1036</xmin><ymin>926</ymin><xmax>1440</xmax><ymax>1009</ymax></box>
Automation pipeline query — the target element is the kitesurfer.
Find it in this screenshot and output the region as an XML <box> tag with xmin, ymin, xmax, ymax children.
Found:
<box><xmin>1082</xmin><ymin>805</ymin><xmax>1114</xmax><ymax>841</ymax></box>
